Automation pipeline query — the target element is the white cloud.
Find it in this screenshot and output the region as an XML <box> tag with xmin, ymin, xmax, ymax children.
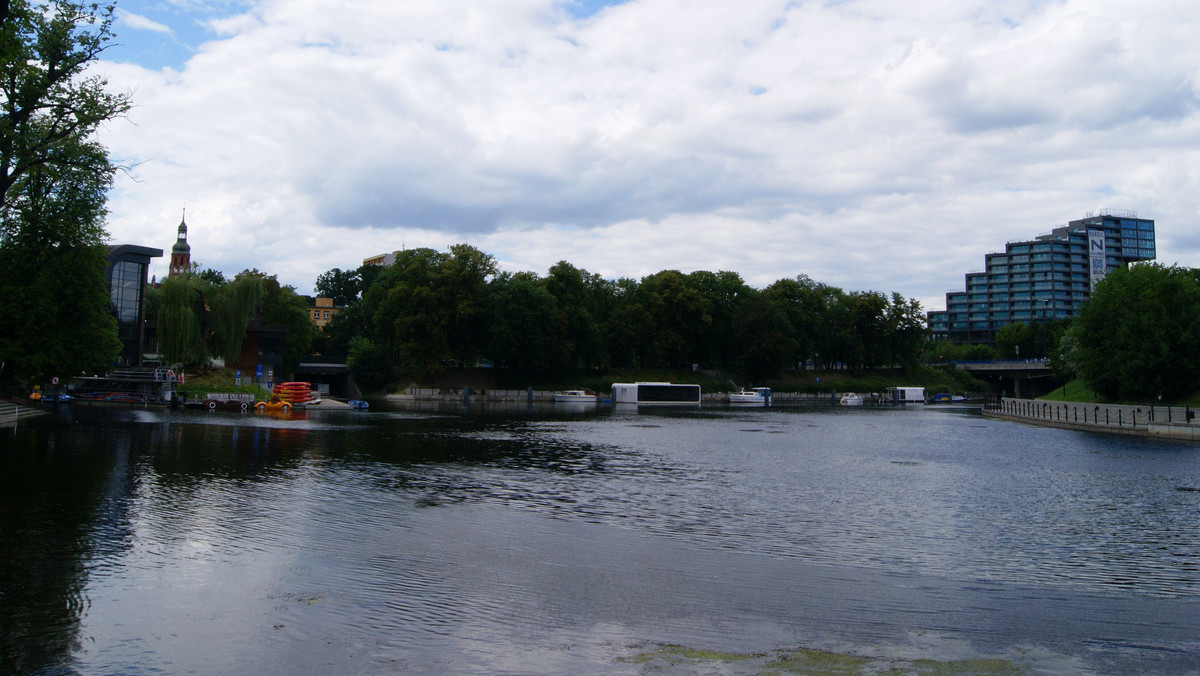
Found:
<box><xmin>117</xmin><ymin>9</ymin><xmax>173</xmax><ymax>34</ymax></box>
<box><xmin>95</xmin><ymin>0</ymin><xmax>1200</xmax><ymax>309</ymax></box>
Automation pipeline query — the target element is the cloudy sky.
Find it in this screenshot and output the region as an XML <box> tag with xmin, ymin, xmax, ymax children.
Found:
<box><xmin>95</xmin><ymin>0</ymin><xmax>1200</xmax><ymax>310</ymax></box>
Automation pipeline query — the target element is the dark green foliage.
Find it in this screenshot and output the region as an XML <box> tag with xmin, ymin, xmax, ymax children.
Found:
<box><xmin>544</xmin><ymin>261</ymin><xmax>608</xmax><ymax>369</ymax></box>
<box><xmin>0</xmin><ymin>126</ymin><xmax>119</xmax><ymax>383</ymax></box>
<box><xmin>325</xmin><ymin>245</ymin><xmax>932</xmax><ymax>391</ymax></box>
<box><xmin>0</xmin><ymin>242</ymin><xmax>119</xmax><ymax>381</ymax></box>
<box><xmin>0</xmin><ymin>1</ymin><xmax>130</xmax><ymax>386</ymax></box>
<box><xmin>359</xmin><ymin>245</ymin><xmax>497</xmax><ymax>375</ymax></box>
<box><xmin>737</xmin><ymin>292</ymin><xmax>797</xmax><ymax>380</ymax></box>
<box><xmin>928</xmin><ymin>342</ymin><xmax>998</xmax><ymax>362</ymax></box>
<box><xmin>314</xmin><ymin>267</ymin><xmax>361</xmax><ymax>306</ymax></box>
<box><xmin>485</xmin><ymin>271</ymin><xmax>558</xmax><ymax>372</ymax></box>
<box><xmin>208</xmin><ymin>274</ymin><xmax>264</xmax><ymax>363</ymax></box>
<box><xmin>315</xmin><ymin>301</ymin><xmax>366</xmax><ymax>361</ymax></box>
<box><xmin>886</xmin><ymin>292</ymin><xmax>926</xmax><ymax>369</ymax></box>
<box><xmin>0</xmin><ymin>1</ymin><xmax>131</xmax><ymax>210</ymax></box>
<box><xmin>157</xmin><ymin>276</ymin><xmax>208</xmax><ymax>366</ymax></box>
<box><xmin>197</xmin><ymin>267</ymin><xmax>226</xmax><ymax>285</ymax></box>
<box><xmin>157</xmin><ymin>273</ymin><xmax>268</xmax><ymax>369</ymax></box>
<box><xmin>240</xmin><ymin>269</ymin><xmax>314</xmax><ymax>375</ymax></box>
<box><xmin>1071</xmin><ymin>263</ymin><xmax>1200</xmax><ymax>401</ymax></box>
<box><xmin>346</xmin><ymin>337</ymin><xmax>390</xmax><ymax>392</ymax></box>
<box><xmin>994</xmin><ymin>322</ymin><xmax>1033</xmax><ymax>359</ymax></box>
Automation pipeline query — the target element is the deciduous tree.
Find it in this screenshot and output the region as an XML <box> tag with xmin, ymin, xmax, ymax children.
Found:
<box><xmin>0</xmin><ymin>1</ymin><xmax>130</xmax><ymax>386</ymax></box>
<box><xmin>1073</xmin><ymin>264</ymin><xmax>1200</xmax><ymax>401</ymax></box>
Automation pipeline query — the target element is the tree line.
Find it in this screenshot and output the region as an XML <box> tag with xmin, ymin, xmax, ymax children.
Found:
<box><xmin>311</xmin><ymin>244</ymin><xmax>928</xmax><ymax>391</ymax></box>
<box><xmin>150</xmin><ymin>268</ymin><xmax>315</xmax><ymax>374</ymax></box>
<box><xmin>0</xmin><ymin>1</ymin><xmax>130</xmax><ymax>386</ymax></box>
<box><xmin>1054</xmin><ymin>263</ymin><xmax>1200</xmax><ymax>402</ymax></box>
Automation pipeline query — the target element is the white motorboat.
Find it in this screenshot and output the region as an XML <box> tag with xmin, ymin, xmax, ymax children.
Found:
<box><xmin>728</xmin><ymin>387</ymin><xmax>771</xmax><ymax>405</ymax></box>
<box><xmin>839</xmin><ymin>392</ymin><xmax>864</xmax><ymax>406</ymax></box>
<box><xmin>554</xmin><ymin>390</ymin><xmax>598</xmax><ymax>403</ymax></box>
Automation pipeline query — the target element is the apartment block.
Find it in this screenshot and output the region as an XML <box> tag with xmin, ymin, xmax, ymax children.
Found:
<box><xmin>928</xmin><ymin>210</ymin><xmax>1156</xmax><ymax>344</ymax></box>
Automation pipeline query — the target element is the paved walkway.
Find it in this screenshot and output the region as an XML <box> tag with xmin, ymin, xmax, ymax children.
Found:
<box><xmin>984</xmin><ymin>397</ymin><xmax>1200</xmax><ymax>441</ymax></box>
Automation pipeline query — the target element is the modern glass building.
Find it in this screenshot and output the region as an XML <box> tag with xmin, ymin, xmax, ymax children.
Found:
<box><xmin>928</xmin><ymin>210</ymin><xmax>1156</xmax><ymax>344</ymax></box>
<box><xmin>107</xmin><ymin>244</ymin><xmax>163</xmax><ymax>366</ymax></box>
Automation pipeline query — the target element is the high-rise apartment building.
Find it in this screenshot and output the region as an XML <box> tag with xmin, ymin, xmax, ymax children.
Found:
<box><xmin>928</xmin><ymin>210</ymin><xmax>1156</xmax><ymax>344</ymax></box>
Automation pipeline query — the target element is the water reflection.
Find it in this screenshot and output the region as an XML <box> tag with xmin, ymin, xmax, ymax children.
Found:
<box><xmin>0</xmin><ymin>421</ymin><xmax>137</xmax><ymax>674</ymax></box>
<box><xmin>1</xmin><ymin>403</ymin><xmax>1199</xmax><ymax>674</ymax></box>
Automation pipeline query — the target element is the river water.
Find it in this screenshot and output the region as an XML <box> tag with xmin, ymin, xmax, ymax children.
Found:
<box><xmin>2</xmin><ymin>402</ymin><xmax>1198</xmax><ymax>674</ymax></box>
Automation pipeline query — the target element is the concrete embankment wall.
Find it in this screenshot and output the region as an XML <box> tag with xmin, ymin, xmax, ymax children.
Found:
<box><xmin>386</xmin><ymin>387</ymin><xmax>875</xmax><ymax>405</ymax></box>
<box><xmin>984</xmin><ymin>397</ymin><xmax>1200</xmax><ymax>441</ymax></box>
<box><xmin>389</xmin><ymin>388</ymin><xmax>564</xmax><ymax>403</ymax></box>
<box><xmin>1</xmin><ymin>402</ymin><xmax>47</xmax><ymax>429</ymax></box>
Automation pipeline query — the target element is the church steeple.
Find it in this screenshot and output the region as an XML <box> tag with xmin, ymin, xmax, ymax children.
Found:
<box><xmin>168</xmin><ymin>209</ymin><xmax>192</xmax><ymax>278</ymax></box>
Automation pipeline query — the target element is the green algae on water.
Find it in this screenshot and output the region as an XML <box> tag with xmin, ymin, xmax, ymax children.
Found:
<box><xmin>620</xmin><ymin>643</ymin><xmax>1032</xmax><ymax>675</ymax></box>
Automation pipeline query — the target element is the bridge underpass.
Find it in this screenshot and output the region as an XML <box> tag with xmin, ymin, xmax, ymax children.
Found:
<box><xmin>294</xmin><ymin>362</ymin><xmax>362</xmax><ymax>399</ymax></box>
<box><xmin>954</xmin><ymin>360</ymin><xmax>1056</xmax><ymax>398</ymax></box>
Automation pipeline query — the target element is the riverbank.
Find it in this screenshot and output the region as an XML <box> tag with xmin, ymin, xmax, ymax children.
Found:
<box><xmin>385</xmin><ymin>386</ymin><xmax>877</xmax><ymax>405</ymax></box>
<box><xmin>0</xmin><ymin>400</ymin><xmax>48</xmax><ymax>429</ymax></box>
<box><xmin>984</xmin><ymin>397</ymin><xmax>1200</xmax><ymax>441</ymax></box>
<box><xmin>376</xmin><ymin>364</ymin><xmax>987</xmax><ymax>400</ymax></box>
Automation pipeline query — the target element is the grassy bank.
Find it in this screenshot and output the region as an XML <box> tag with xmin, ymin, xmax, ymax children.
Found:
<box><xmin>1040</xmin><ymin>380</ymin><xmax>1200</xmax><ymax>407</ymax></box>
<box><xmin>379</xmin><ymin>364</ymin><xmax>988</xmax><ymax>397</ymax></box>
<box><xmin>176</xmin><ymin>367</ymin><xmax>269</xmax><ymax>401</ymax></box>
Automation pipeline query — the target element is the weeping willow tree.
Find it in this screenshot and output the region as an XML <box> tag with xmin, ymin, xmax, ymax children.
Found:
<box><xmin>157</xmin><ymin>273</ymin><xmax>263</xmax><ymax>367</ymax></box>
<box><xmin>208</xmin><ymin>274</ymin><xmax>263</xmax><ymax>363</ymax></box>
<box><xmin>157</xmin><ymin>276</ymin><xmax>207</xmax><ymax>366</ymax></box>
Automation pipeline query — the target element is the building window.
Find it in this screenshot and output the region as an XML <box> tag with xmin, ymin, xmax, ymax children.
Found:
<box><xmin>110</xmin><ymin>260</ymin><xmax>144</xmax><ymax>323</ymax></box>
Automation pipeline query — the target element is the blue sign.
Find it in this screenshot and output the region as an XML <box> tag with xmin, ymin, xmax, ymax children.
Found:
<box><xmin>256</xmin><ymin>364</ymin><xmax>263</xmax><ymax>377</ymax></box>
<box><xmin>235</xmin><ymin>370</ymin><xmax>241</xmax><ymax>378</ymax></box>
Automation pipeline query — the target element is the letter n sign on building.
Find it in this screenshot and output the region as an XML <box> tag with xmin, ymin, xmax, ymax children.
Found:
<box><xmin>1089</xmin><ymin>230</ymin><xmax>1106</xmax><ymax>291</ymax></box>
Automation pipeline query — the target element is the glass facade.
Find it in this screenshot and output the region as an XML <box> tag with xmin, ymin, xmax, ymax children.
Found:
<box><xmin>111</xmin><ymin>260</ymin><xmax>144</xmax><ymax>323</ymax></box>
<box><xmin>106</xmin><ymin>245</ymin><xmax>163</xmax><ymax>367</ymax></box>
<box><xmin>927</xmin><ymin>212</ymin><xmax>1155</xmax><ymax>344</ymax></box>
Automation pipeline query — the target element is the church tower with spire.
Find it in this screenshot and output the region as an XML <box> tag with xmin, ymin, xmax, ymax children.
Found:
<box><xmin>168</xmin><ymin>210</ymin><xmax>191</xmax><ymax>277</ymax></box>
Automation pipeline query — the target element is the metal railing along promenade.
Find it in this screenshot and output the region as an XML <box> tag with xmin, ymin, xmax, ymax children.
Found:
<box><xmin>984</xmin><ymin>397</ymin><xmax>1200</xmax><ymax>440</ymax></box>
<box><xmin>1</xmin><ymin>402</ymin><xmax>26</xmax><ymax>429</ymax></box>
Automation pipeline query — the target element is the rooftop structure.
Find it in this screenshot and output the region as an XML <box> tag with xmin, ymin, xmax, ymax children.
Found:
<box><xmin>363</xmin><ymin>251</ymin><xmax>398</xmax><ymax>267</ymax></box>
<box><xmin>168</xmin><ymin>211</ymin><xmax>191</xmax><ymax>278</ymax></box>
<box><xmin>309</xmin><ymin>297</ymin><xmax>339</xmax><ymax>329</ymax></box>
<box><xmin>928</xmin><ymin>210</ymin><xmax>1156</xmax><ymax>344</ymax></box>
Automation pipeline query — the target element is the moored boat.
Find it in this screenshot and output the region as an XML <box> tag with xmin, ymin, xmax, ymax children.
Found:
<box><xmin>728</xmin><ymin>387</ymin><xmax>771</xmax><ymax>405</ymax></box>
<box><xmin>554</xmin><ymin>390</ymin><xmax>598</xmax><ymax>403</ymax></box>
<box><xmin>886</xmin><ymin>386</ymin><xmax>926</xmax><ymax>404</ymax></box>
<box><xmin>839</xmin><ymin>392</ymin><xmax>864</xmax><ymax>406</ymax></box>
<box><xmin>254</xmin><ymin>397</ymin><xmax>294</xmax><ymax>413</ymax></box>
<box><xmin>611</xmin><ymin>382</ymin><xmax>701</xmax><ymax>406</ymax></box>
